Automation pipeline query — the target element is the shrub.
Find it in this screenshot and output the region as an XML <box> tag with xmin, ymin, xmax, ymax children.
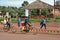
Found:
<box><xmin>41</xmin><ymin>9</ymin><xmax>49</xmax><ymax>17</ymax></box>
<box><xmin>30</xmin><ymin>9</ymin><xmax>38</xmax><ymax>16</ymax></box>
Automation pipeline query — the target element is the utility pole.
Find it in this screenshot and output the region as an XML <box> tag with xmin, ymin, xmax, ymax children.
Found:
<box><xmin>54</xmin><ymin>0</ymin><xmax>56</xmax><ymax>22</ymax></box>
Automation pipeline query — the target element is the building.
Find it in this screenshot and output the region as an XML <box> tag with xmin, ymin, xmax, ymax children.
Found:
<box><xmin>21</xmin><ymin>0</ymin><xmax>54</xmax><ymax>18</ymax></box>
<box><xmin>55</xmin><ymin>0</ymin><xmax>60</xmax><ymax>9</ymax></box>
<box><xmin>54</xmin><ymin>0</ymin><xmax>60</xmax><ymax>16</ymax></box>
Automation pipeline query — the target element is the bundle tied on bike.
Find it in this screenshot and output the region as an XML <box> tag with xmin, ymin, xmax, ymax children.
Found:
<box><xmin>24</xmin><ymin>22</ymin><xmax>32</xmax><ymax>32</ymax></box>
<box><xmin>21</xmin><ymin>16</ymin><xmax>32</xmax><ymax>32</ymax></box>
<box><xmin>21</xmin><ymin>21</ymin><xmax>25</xmax><ymax>31</ymax></box>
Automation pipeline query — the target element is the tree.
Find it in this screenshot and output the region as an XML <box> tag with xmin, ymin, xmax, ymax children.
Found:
<box><xmin>41</xmin><ymin>9</ymin><xmax>49</xmax><ymax>18</ymax></box>
<box><xmin>22</xmin><ymin>1</ymin><xmax>29</xmax><ymax>7</ymax></box>
<box><xmin>8</xmin><ymin>8</ymin><xmax>15</xmax><ymax>17</ymax></box>
<box><xmin>18</xmin><ymin>9</ymin><xmax>25</xmax><ymax>16</ymax></box>
<box><xmin>30</xmin><ymin>9</ymin><xmax>38</xmax><ymax>16</ymax></box>
<box><xmin>1</xmin><ymin>6</ymin><xmax>9</xmax><ymax>15</ymax></box>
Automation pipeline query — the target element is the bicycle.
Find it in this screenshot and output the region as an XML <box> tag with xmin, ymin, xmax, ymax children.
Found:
<box><xmin>21</xmin><ymin>23</ymin><xmax>37</xmax><ymax>33</ymax></box>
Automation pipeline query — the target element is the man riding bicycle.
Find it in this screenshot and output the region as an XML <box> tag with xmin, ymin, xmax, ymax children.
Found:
<box><xmin>24</xmin><ymin>17</ymin><xmax>31</xmax><ymax>32</ymax></box>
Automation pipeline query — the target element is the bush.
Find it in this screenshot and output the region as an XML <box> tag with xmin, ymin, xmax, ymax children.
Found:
<box><xmin>18</xmin><ymin>10</ymin><xmax>25</xmax><ymax>16</ymax></box>
<box><xmin>30</xmin><ymin>9</ymin><xmax>38</xmax><ymax>16</ymax></box>
<box><xmin>41</xmin><ymin>9</ymin><xmax>49</xmax><ymax>16</ymax></box>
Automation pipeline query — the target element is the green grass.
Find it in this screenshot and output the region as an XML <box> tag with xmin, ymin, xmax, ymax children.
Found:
<box><xmin>30</xmin><ymin>19</ymin><xmax>41</xmax><ymax>22</ymax></box>
<box><xmin>46</xmin><ymin>19</ymin><xmax>53</xmax><ymax>22</ymax></box>
<box><xmin>0</xmin><ymin>18</ymin><xmax>4</xmax><ymax>22</ymax></box>
<box><xmin>0</xmin><ymin>18</ymin><xmax>17</xmax><ymax>22</ymax></box>
<box><xmin>0</xmin><ymin>18</ymin><xmax>54</xmax><ymax>22</ymax></box>
<box><xmin>56</xmin><ymin>16</ymin><xmax>60</xmax><ymax>19</ymax></box>
<box><xmin>56</xmin><ymin>19</ymin><xmax>60</xmax><ymax>22</ymax></box>
<box><xmin>11</xmin><ymin>18</ymin><xmax>41</xmax><ymax>22</ymax></box>
<box><xmin>11</xmin><ymin>18</ymin><xmax>17</xmax><ymax>22</ymax></box>
<box><xmin>30</xmin><ymin>19</ymin><xmax>53</xmax><ymax>22</ymax></box>
<box><xmin>55</xmin><ymin>16</ymin><xmax>60</xmax><ymax>22</ymax></box>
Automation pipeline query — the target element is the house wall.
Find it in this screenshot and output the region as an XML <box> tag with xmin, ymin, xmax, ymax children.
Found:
<box><xmin>51</xmin><ymin>9</ymin><xmax>60</xmax><ymax>16</ymax></box>
<box><xmin>54</xmin><ymin>9</ymin><xmax>60</xmax><ymax>16</ymax></box>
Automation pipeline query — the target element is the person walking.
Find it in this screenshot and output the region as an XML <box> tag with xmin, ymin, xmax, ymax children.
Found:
<box><xmin>17</xmin><ymin>16</ymin><xmax>21</xmax><ymax>27</ymax></box>
<box><xmin>40</xmin><ymin>17</ymin><xmax>46</xmax><ymax>29</ymax></box>
<box><xmin>6</xmin><ymin>18</ymin><xmax>11</xmax><ymax>30</ymax></box>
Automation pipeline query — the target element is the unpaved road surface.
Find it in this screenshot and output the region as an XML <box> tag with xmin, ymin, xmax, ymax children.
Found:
<box><xmin>0</xmin><ymin>32</ymin><xmax>60</xmax><ymax>40</ymax></box>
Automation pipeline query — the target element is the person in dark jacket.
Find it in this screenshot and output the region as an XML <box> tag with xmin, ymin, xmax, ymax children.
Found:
<box><xmin>24</xmin><ymin>17</ymin><xmax>31</xmax><ymax>32</ymax></box>
<box><xmin>40</xmin><ymin>18</ymin><xmax>46</xmax><ymax>29</ymax></box>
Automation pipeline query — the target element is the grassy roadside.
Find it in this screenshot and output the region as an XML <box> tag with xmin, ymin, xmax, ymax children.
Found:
<box><xmin>0</xmin><ymin>18</ymin><xmax>60</xmax><ymax>23</ymax></box>
<box><xmin>10</xmin><ymin>18</ymin><xmax>54</xmax><ymax>22</ymax></box>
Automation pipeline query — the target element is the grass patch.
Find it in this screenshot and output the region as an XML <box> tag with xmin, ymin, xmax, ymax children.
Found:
<box><xmin>30</xmin><ymin>18</ymin><xmax>53</xmax><ymax>22</ymax></box>
<box><xmin>11</xmin><ymin>18</ymin><xmax>17</xmax><ymax>22</ymax></box>
<box><xmin>30</xmin><ymin>19</ymin><xmax>41</xmax><ymax>22</ymax></box>
<box><xmin>56</xmin><ymin>16</ymin><xmax>60</xmax><ymax>19</ymax></box>
<box><xmin>46</xmin><ymin>19</ymin><xmax>53</xmax><ymax>22</ymax></box>
<box><xmin>56</xmin><ymin>19</ymin><xmax>60</xmax><ymax>22</ymax></box>
<box><xmin>0</xmin><ymin>18</ymin><xmax>53</xmax><ymax>22</ymax></box>
<box><xmin>0</xmin><ymin>18</ymin><xmax>4</xmax><ymax>22</ymax></box>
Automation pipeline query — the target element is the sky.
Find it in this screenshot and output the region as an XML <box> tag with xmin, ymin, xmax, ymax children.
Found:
<box><xmin>0</xmin><ymin>0</ymin><xmax>57</xmax><ymax>8</ymax></box>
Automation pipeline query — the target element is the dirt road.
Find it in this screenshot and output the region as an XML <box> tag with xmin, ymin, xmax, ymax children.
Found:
<box><xmin>0</xmin><ymin>22</ymin><xmax>60</xmax><ymax>40</ymax></box>
<box><xmin>0</xmin><ymin>32</ymin><xmax>60</xmax><ymax>40</ymax></box>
